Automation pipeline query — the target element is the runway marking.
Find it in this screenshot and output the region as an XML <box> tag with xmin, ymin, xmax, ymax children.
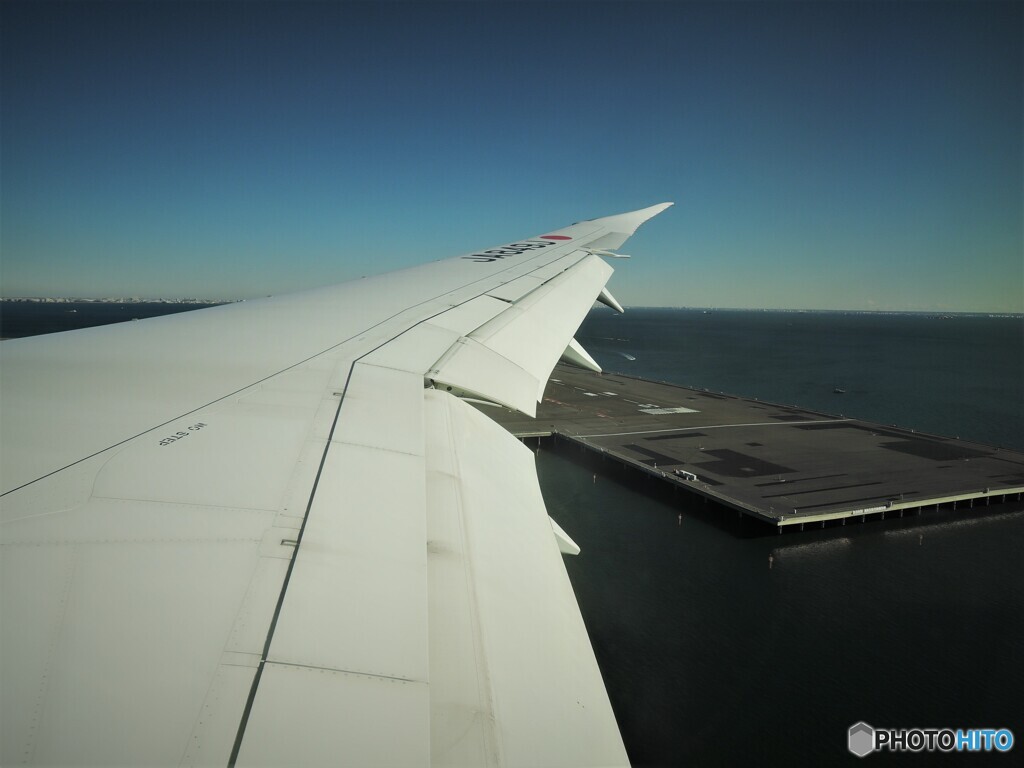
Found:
<box><xmin>577</xmin><ymin>418</ymin><xmax>851</xmax><ymax>439</ymax></box>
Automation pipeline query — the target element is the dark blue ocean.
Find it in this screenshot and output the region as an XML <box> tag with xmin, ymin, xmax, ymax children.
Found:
<box><xmin>557</xmin><ymin>309</ymin><xmax>1023</xmax><ymax>766</ymax></box>
<box><xmin>0</xmin><ymin>301</ymin><xmax>220</xmax><ymax>339</ymax></box>
<box><xmin>578</xmin><ymin>309</ymin><xmax>1023</xmax><ymax>452</ymax></box>
<box><xmin>3</xmin><ymin>304</ymin><xmax>1022</xmax><ymax>765</ymax></box>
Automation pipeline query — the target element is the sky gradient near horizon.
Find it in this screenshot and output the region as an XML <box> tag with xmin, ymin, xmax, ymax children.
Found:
<box><xmin>2</xmin><ymin>1</ymin><xmax>1021</xmax><ymax>311</ymax></box>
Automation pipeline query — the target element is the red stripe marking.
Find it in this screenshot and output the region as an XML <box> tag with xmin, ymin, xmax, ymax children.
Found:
<box><xmin>541</xmin><ymin>235</ymin><xmax>572</xmax><ymax>240</ymax></box>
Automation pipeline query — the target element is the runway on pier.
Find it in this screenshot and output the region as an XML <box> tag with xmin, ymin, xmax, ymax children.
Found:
<box><xmin>483</xmin><ymin>365</ymin><xmax>1024</xmax><ymax>528</ymax></box>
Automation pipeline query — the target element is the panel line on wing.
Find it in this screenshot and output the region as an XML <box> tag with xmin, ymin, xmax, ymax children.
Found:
<box><xmin>225</xmin><ymin>355</ymin><xmax>353</xmax><ymax>767</ymax></box>
<box><xmin>262</xmin><ymin>661</ymin><xmax>420</xmax><ymax>684</ymax></box>
<box><xmin>0</xmin><ymin>244</ymin><xmax>585</xmax><ymax>499</ymax></box>
<box><xmin>233</xmin><ymin>362</ymin><xmax>431</xmax><ymax>764</ymax></box>
<box><xmin>227</xmin><ymin>306</ymin><xmax>452</xmax><ymax>761</ymax></box>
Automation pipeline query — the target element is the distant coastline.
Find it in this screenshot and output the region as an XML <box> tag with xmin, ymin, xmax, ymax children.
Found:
<box><xmin>1</xmin><ymin>297</ymin><xmax>235</xmax><ymax>305</ymax></box>
<box><xmin>2</xmin><ymin>297</ymin><xmax>1018</xmax><ymax>318</ymax></box>
<box><xmin>630</xmin><ymin>306</ymin><xmax>1024</xmax><ymax>319</ymax></box>
<box><xmin>0</xmin><ymin>300</ymin><xmax>231</xmax><ymax>340</ymax></box>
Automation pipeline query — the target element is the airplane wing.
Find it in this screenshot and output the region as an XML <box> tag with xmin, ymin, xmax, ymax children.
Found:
<box><xmin>0</xmin><ymin>203</ymin><xmax>672</xmax><ymax>766</ymax></box>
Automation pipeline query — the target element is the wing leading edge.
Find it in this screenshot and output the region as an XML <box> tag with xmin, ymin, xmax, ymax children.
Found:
<box><xmin>0</xmin><ymin>203</ymin><xmax>672</xmax><ymax>766</ymax></box>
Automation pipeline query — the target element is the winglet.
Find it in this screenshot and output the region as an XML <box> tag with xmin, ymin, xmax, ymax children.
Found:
<box><xmin>588</xmin><ymin>202</ymin><xmax>673</xmax><ymax>235</ymax></box>
<box><xmin>577</xmin><ymin>202</ymin><xmax>673</xmax><ymax>252</ymax></box>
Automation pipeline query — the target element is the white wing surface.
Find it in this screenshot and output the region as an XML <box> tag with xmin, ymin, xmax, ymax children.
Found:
<box><xmin>0</xmin><ymin>203</ymin><xmax>671</xmax><ymax>766</ymax></box>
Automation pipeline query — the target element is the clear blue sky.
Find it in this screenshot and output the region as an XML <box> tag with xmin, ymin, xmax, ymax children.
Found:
<box><xmin>2</xmin><ymin>1</ymin><xmax>1020</xmax><ymax>311</ymax></box>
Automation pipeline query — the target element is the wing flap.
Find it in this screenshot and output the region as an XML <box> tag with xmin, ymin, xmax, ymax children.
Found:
<box><xmin>425</xmin><ymin>390</ymin><xmax>627</xmax><ymax>767</ymax></box>
<box><xmin>428</xmin><ymin>336</ymin><xmax>542</xmax><ymax>414</ymax></box>
<box><xmin>235</xmin><ymin>345</ymin><xmax>627</xmax><ymax>765</ymax></box>
<box><xmin>263</xmin><ymin>442</ymin><xmax>429</xmax><ymax>679</ymax></box>
<box><xmin>263</xmin><ymin>363</ymin><xmax>429</xmax><ymax>679</ymax></box>
<box><xmin>430</xmin><ymin>255</ymin><xmax>613</xmax><ymax>415</ymax></box>
<box><xmin>236</xmin><ymin>361</ymin><xmax>432</xmax><ymax>764</ymax></box>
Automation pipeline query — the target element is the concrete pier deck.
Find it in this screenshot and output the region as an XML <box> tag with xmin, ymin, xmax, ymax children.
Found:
<box><xmin>483</xmin><ymin>365</ymin><xmax>1024</xmax><ymax>529</ymax></box>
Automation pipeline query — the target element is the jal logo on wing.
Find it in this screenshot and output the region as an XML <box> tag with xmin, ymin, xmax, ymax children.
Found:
<box><xmin>462</xmin><ymin>235</ymin><xmax>571</xmax><ymax>263</ymax></box>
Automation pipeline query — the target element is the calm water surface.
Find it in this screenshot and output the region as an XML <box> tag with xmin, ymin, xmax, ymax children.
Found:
<box><xmin>554</xmin><ymin>309</ymin><xmax>1023</xmax><ymax>765</ymax></box>
<box><xmin>0</xmin><ymin>301</ymin><xmax>223</xmax><ymax>338</ymax></box>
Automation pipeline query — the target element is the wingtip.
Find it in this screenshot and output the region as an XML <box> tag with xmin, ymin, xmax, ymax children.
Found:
<box><xmin>592</xmin><ymin>202</ymin><xmax>674</xmax><ymax>234</ymax></box>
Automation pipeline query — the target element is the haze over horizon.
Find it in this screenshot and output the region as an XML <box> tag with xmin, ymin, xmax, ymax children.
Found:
<box><xmin>2</xmin><ymin>1</ymin><xmax>1020</xmax><ymax>313</ymax></box>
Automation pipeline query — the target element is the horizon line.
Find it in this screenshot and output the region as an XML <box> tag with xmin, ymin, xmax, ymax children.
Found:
<box><xmin>2</xmin><ymin>296</ymin><xmax>1021</xmax><ymax>317</ymax></box>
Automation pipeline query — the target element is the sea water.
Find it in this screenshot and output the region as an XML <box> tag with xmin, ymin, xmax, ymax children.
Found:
<box><xmin>550</xmin><ymin>309</ymin><xmax>1023</xmax><ymax>765</ymax></box>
